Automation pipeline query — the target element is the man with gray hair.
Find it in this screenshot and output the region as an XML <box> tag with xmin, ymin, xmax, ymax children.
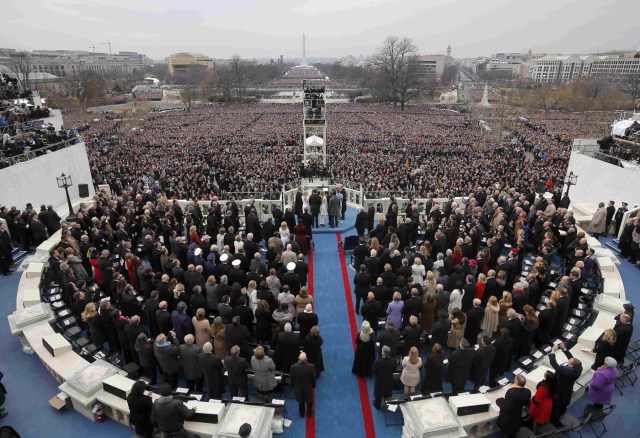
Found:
<box><xmin>372</xmin><ymin>345</ymin><xmax>396</xmax><ymax>409</ymax></box>
<box><xmin>199</xmin><ymin>341</ymin><xmax>225</xmax><ymax>399</ymax></box>
<box><xmin>180</xmin><ymin>334</ymin><xmax>203</xmax><ymax>392</ymax></box>
<box><xmin>224</xmin><ymin>345</ymin><xmax>249</xmax><ymax>399</ymax></box>
<box><xmin>497</xmin><ymin>374</ymin><xmax>531</xmax><ymax>436</ymax></box>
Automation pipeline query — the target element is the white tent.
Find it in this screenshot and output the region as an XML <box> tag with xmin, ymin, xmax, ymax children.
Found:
<box><xmin>611</xmin><ymin>119</ymin><xmax>634</xmax><ymax>137</ymax></box>
<box><xmin>305</xmin><ymin>135</ymin><xmax>324</xmax><ymax>146</ymax></box>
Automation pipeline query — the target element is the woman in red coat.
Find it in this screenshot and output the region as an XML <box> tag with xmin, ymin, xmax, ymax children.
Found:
<box><xmin>529</xmin><ymin>370</ymin><xmax>556</xmax><ymax>433</ymax></box>
<box><xmin>88</xmin><ymin>248</ymin><xmax>103</xmax><ymax>286</ymax></box>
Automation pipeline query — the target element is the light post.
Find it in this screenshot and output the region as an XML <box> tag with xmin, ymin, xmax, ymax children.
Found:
<box><xmin>564</xmin><ymin>171</ymin><xmax>578</xmax><ymax>198</ymax></box>
<box><xmin>56</xmin><ymin>172</ymin><xmax>76</xmax><ymax>219</ymax></box>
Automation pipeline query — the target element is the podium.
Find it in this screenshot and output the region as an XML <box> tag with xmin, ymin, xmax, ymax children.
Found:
<box><xmin>400</xmin><ymin>397</ymin><xmax>467</xmax><ymax>437</ymax></box>
<box><xmin>216</xmin><ymin>403</ymin><xmax>274</xmax><ymax>438</ymax></box>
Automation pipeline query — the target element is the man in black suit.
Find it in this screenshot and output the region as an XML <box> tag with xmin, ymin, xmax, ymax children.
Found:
<box><xmin>431</xmin><ymin>310</ymin><xmax>452</xmax><ymax>349</ymax></box>
<box><xmin>549</xmin><ymin>342</ymin><xmax>582</xmax><ymax>426</ymax></box>
<box><xmin>465</xmin><ymin>299</ymin><xmax>484</xmax><ymax>345</ymax></box>
<box><xmin>355</xmin><ymin>207</ymin><xmax>369</xmax><ymax>237</ymax></box>
<box><xmin>535</xmin><ymin>300</ymin><xmax>556</xmax><ymax>347</ymax></box>
<box><xmin>497</xmin><ymin>374</ymin><xmax>532</xmax><ymax>437</ymax></box>
<box><xmin>199</xmin><ymin>342</ymin><xmax>225</xmax><ymax>399</ymax></box>
<box><xmin>461</xmin><ymin>275</ymin><xmax>476</xmax><ymax>312</ymax></box>
<box><xmin>366</xmin><ymin>203</ymin><xmax>375</xmax><ymax>234</ymax></box>
<box><xmin>490</xmin><ymin>328</ymin><xmax>514</xmax><ymax>386</ymax></box>
<box><xmin>225</xmin><ymin>316</ymin><xmax>250</xmax><ymax>361</ymax></box>
<box><xmin>224</xmin><ymin>345</ymin><xmax>249</xmax><ymax>398</ymax></box>
<box><xmin>173</xmin><ymin>237</ymin><xmax>188</xmax><ymax>269</ymax></box>
<box><xmin>156</xmin><ymin>301</ymin><xmax>173</xmax><ymax>336</ymax></box>
<box><xmin>353</xmin><ymin>237</ymin><xmax>368</xmax><ymax>271</ymax></box>
<box><xmin>294</xmin><ymin>188</ymin><xmax>304</xmax><ymax>219</ymax></box>
<box><xmin>372</xmin><ymin>345</ymin><xmax>396</xmax><ymax>409</ymax></box>
<box><xmin>297</xmin><ymin>304</ymin><xmax>319</xmax><ymax>339</ymax></box>
<box><xmin>472</xmin><ymin>336</ymin><xmax>495</xmax><ymax>390</ymax></box>
<box><xmin>447</xmin><ymin>339</ymin><xmax>476</xmax><ymax>392</ymax></box>
<box><xmin>613</xmin><ymin>313</ymin><xmax>633</xmax><ymax>362</ymax></box>
<box><xmin>377</xmin><ymin>321</ymin><xmax>401</xmax><ymax>357</ymax></box>
<box><xmin>290</xmin><ymin>352</ymin><xmax>316</xmax><ymax>417</ymax></box>
<box><xmin>553</xmin><ymin>287</ymin><xmax>570</xmax><ymax>337</ymax></box>
<box><xmin>353</xmin><ymin>265</ymin><xmax>371</xmax><ymax>314</ymax></box>
<box><xmin>308</xmin><ymin>190</ymin><xmax>321</xmax><ymax>228</ymax></box>
<box><xmin>403</xmin><ymin>288</ymin><xmax>422</xmax><ymax>327</ymax></box>
<box><xmin>501</xmin><ymin>309</ymin><xmax>522</xmax><ymax>360</ymax></box>
<box><xmin>144</xmin><ymin>291</ymin><xmax>160</xmax><ymax>338</ymax></box>
<box><xmin>484</xmin><ymin>270</ymin><xmax>498</xmax><ymax>303</ymax></box>
<box><xmin>364</xmin><ymin>249</ymin><xmax>382</xmax><ymax>281</ymax></box>
<box><xmin>361</xmin><ymin>292</ymin><xmax>382</xmax><ymax>329</ymax></box>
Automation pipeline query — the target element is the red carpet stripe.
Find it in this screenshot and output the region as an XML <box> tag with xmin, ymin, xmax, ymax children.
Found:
<box><xmin>336</xmin><ymin>234</ymin><xmax>376</xmax><ymax>438</ymax></box>
<box><xmin>305</xmin><ymin>247</ymin><xmax>316</xmax><ymax>438</ymax></box>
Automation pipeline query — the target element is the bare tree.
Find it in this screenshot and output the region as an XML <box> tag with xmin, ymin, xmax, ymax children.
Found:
<box><xmin>9</xmin><ymin>52</ymin><xmax>32</xmax><ymax>92</ymax></box>
<box><xmin>217</xmin><ymin>66</ymin><xmax>234</xmax><ymax>104</ymax></box>
<box><xmin>230</xmin><ymin>55</ymin><xmax>247</xmax><ymax>100</ymax></box>
<box><xmin>370</xmin><ymin>36</ymin><xmax>419</xmax><ymax>110</ymax></box>
<box><xmin>62</xmin><ymin>69</ymin><xmax>105</xmax><ymax>110</ymax></box>
<box><xmin>623</xmin><ymin>72</ymin><xmax>640</xmax><ymax>101</ymax></box>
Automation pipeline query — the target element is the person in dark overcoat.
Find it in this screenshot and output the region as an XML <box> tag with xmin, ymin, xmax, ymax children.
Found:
<box><xmin>303</xmin><ymin>326</ymin><xmax>325</xmax><ymax>377</ymax></box>
<box><xmin>126</xmin><ymin>380</ymin><xmax>154</xmax><ymax>437</ymax></box>
<box><xmin>274</xmin><ymin>322</ymin><xmax>300</xmax><ymax>373</ymax></box>
<box><xmin>199</xmin><ymin>342</ymin><xmax>225</xmax><ymax>399</ymax></box>
<box><xmin>290</xmin><ymin>352</ymin><xmax>317</xmax><ymax>417</ymax></box>
<box><xmin>497</xmin><ymin>374</ymin><xmax>532</xmax><ymax>437</ymax></box>
<box><xmin>372</xmin><ymin>345</ymin><xmax>396</xmax><ymax>409</ymax></box>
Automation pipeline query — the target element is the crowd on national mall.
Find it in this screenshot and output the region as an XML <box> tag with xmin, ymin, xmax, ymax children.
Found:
<box><xmin>0</xmin><ymin>104</ymin><xmax>639</xmax><ymax>437</ymax></box>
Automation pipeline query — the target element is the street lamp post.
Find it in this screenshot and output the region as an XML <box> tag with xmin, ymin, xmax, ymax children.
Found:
<box><xmin>56</xmin><ymin>172</ymin><xmax>76</xmax><ymax>220</ymax></box>
<box><xmin>564</xmin><ymin>171</ymin><xmax>578</xmax><ymax>198</ymax></box>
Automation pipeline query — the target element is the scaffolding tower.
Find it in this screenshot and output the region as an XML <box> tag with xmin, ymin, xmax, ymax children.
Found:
<box><xmin>302</xmin><ymin>80</ymin><xmax>327</xmax><ymax>165</ymax></box>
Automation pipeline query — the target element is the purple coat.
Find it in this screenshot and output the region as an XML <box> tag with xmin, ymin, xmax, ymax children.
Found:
<box><xmin>386</xmin><ymin>300</ymin><xmax>404</xmax><ymax>331</ymax></box>
<box><xmin>588</xmin><ymin>367</ymin><xmax>617</xmax><ymax>405</ymax></box>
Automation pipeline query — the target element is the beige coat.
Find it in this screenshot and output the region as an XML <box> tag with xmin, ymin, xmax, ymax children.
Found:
<box><xmin>587</xmin><ymin>207</ymin><xmax>607</xmax><ymax>234</ymax></box>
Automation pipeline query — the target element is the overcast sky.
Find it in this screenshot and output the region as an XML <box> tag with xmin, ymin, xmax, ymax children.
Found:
<box><xmin>4</xmin><ymin>0</ymin><xmax>639</xmax><ymax>60</ymax></box>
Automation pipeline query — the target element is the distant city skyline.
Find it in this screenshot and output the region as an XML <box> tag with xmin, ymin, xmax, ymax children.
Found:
<box><xmin>3</xmin><ymin>0</ymin><xmax>639</xmax><ymax>61</ymax></box>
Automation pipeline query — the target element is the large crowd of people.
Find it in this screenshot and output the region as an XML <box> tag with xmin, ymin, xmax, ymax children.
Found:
<box><xmin>73</xmin><ymin>102</ymin><xmax>603</xmax><ymax>201</ymax></box>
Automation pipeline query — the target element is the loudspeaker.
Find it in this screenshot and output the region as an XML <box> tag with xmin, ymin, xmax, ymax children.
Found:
<box><xmin>78</xmin><ymin>183</ymin><xmax>89</xmax><ymax>198</ymax></box>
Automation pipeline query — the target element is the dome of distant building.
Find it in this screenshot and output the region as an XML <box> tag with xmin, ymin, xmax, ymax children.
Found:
<box><xmin>284</xmin><ymin>64</ymin><xmax>324</xmax><ymax>79</ymax></box>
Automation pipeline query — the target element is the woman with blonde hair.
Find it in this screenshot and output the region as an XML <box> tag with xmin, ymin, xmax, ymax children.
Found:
<box><xmin>82</xmin><ymin>302</ymin><xmax>106</xmax><ymax>348</ymax></box>
<box><xmin>211</xmin><ymin>317</ymin><xmax>228</xmax><ymax>358</ymax></box>
<box><xmin>423</xmin><ymin>271</ymin><xmax>437</xmax><ymax>295</ymax></box>
<box><xmin>401</xmin><ymin>346</ymin><xmax>423</xmax><ymax>400</ymax></box>
<box><xmin>295</xmin><ymin>286</ymin><xmax>314</xmax><ymax>315</ymax></box>
<box><xmin>481</xmin><ymin>296</ymin><xmax>500</xmax><ymax>336</ymax></box>
<box><xmin>319</xmin><ymin>191</ymin><xmax>328</xmax><ymax>226</ymax></box>
<box><xmin>205</xmin><ymin>276</ymin><xmax>218</xmax><ymax>314</ymax></box>
<box><xmin>411</xmin><ymin>257</ymin><xmax>425</xmax><ymax>285</ymax></box>
<box><xmin>189</xmin><ymin>225</ymin><xmax>201</xmax><ymax>245</ymax></box>
<box><xmin>279</xmin><ymin>221</ymin><xmax>290</xmax><ymax>242</ymax></box>
<box><xmin>498</xmin><ymin>291</ymin><xmax>512</xmax><ymax>327</ymax></box>
<box><xmin>475</xmin><ymin>273</ymin><xmax>487</xmax><ymax>301</ymax></box>
<box><xmin>592</xmin><ymin>328</ymin><xmax>617</xmax><ymax>370</ymax></box>
<box><xmin>192</xmin><ymin>308</ymin><xmax>212</xmax><ymax>348</ymax></box>
<box><xmin>386</xmin><ymin>292</ymin><xmax>404</xmax><ymax>331</ymax></box>
<box><xmin>352</xmin><ymin>321</ymin><xmax>376</xmax><ymax>376</ymax></box>
<box><xmin>246</xmin><ymin>280</ymin><xmax>258</xmax><ymax>314</ymax></box>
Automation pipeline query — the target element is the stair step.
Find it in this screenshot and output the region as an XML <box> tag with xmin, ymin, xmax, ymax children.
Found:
<box><xmin>603</xmin><ymin>242</ymin><xmax>621</xmax><ymax>256</ymax></box>
<box><xmin>612</xmin><ymin>239</ymin><xmax>619</xmax><ymax>246</ymax></box>
<box><xmin>12</xmin><ymin>250</ymin><xmax>29</xmax><ymax>265</ymax></box>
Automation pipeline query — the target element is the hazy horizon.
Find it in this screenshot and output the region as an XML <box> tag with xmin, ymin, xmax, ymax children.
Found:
<box><xmin>4</xmin><ymin>0</ymin><xmax>639</xmax><ymax>60</ymax></box>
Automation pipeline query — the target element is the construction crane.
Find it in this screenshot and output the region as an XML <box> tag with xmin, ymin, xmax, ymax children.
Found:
<box><xmin>101</xmin><ymin>41</ymin><xmax>112</xmax><ymax>54</ymax></box>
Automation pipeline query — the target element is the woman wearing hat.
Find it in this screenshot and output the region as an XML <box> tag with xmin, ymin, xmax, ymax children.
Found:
<box><xmin>588</xmin><ymin>357</ymin><xmax>618</xmax><ymax>409</ymax></box>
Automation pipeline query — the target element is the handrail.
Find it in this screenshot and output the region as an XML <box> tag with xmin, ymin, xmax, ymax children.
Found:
<box><xmin>0</xmin><ymin>137</ymin><xmax>81</xmax><ymax>168</ymax></box>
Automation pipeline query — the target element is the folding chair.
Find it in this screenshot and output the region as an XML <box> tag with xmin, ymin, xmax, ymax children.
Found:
<box><xmin>614</xmin><ymin>360</ymin><xmax>637</xmax><ymax>395</ymax></box>
<box><xmin>581</xmin><ymin>405</ymin><xmax>616</xmax><ymax>438</ymax></box>
<box><xmin>626</xmin><ymin>339</ymin><xmax>640</xmax><ymax>362</ymax></box>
